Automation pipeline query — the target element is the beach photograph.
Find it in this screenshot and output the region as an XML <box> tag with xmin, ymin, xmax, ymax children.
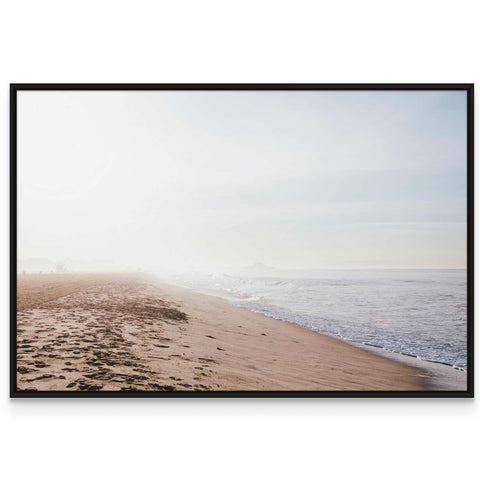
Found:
<box><xmin>12</xmin><ymin>86</ymin><xmax>471</xmax><ymax>395</ymax></box>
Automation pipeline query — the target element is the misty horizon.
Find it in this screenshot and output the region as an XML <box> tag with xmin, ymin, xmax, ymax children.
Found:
<box><xmin>17</xmin><ymin>256</ymin><xmax>467</xmax><ymax>275</ymax></box>
<box><xmin>17</xmin><ymin>90</ymin><xmax>467</xmax><ymax>272</ymax></box>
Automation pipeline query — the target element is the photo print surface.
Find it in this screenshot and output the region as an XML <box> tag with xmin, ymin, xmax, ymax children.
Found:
<box><xmin>11</xmin><ymin>85</ymin><xmax>473</xmax><ymax>397</ymax></box>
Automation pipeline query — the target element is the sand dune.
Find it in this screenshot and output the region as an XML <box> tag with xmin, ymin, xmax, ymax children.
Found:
<box><xmin>16</xmin><ymin>273</ymin><xmax>427</xmax><ymax>392</ymax></box>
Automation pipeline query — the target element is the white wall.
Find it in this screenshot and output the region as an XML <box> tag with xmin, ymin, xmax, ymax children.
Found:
<box><xmin>1</xmin><ymin>2</ymin><xmax>478</xmax><ymax>480</ymax></box>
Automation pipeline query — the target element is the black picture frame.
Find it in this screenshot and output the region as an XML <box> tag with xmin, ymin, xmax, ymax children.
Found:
<box><xmin>10</xmin><ymin>83</ymin><xmax>474</xmax><ymax>398</ymax></box>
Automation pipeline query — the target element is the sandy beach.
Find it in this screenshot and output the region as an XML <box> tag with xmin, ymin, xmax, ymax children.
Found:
<box><xmin>16</xmin><ymin>273</ymin><xmax>429</xmax><ymax>392</ymax></box>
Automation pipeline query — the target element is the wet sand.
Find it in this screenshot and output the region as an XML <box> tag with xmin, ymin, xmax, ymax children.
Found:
<box><xmin>16</xmin><ymin>273</ymin><xmax>427</xmax><ymax>392</ymax></box>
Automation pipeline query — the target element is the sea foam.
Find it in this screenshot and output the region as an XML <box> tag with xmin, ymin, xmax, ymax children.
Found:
<box><xmin>166</xmin><ymin>269</ymin><xmax>467</xmax><ymax>370</ymax></box>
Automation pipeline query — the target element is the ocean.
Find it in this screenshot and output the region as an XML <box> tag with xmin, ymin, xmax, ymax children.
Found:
<box><xmin>166</xmin><ymin>269</ymin><xmax>468</xmax><ymax>370</ymax></box>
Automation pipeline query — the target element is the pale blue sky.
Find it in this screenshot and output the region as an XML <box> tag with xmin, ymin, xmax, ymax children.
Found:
<box><xmin>18</xmin><ymin>90</ymin><xmax>467</xmax><ymax>271</ymax></box>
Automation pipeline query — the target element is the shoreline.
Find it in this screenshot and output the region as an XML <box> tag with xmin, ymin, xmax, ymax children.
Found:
<box><xmin>348</xmin><ymin>342</ymin><xmax>467</xmax><ymax>391</ymax></box>
<box><xmin>155</xmin><ymin>277</ymin><xmax>467</xmax><ymax>391</ymax></box>
<box><xmin>148</xmin><ymin>276</ymin><xmax>429</xmax><ymax>391</ymax></box>
<box><xmin>16</xmin><ymin>273</ymin><xmax>444</xmax><ymax>392</ymax></box>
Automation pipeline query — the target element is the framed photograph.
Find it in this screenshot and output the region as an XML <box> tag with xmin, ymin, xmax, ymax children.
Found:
<box><xmin>10</xmin><ymin>84</ymin><xmax>473</xmax><ymax>397</ymax></box>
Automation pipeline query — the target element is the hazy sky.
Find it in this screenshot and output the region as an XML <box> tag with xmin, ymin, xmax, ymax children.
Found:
<box><xmin>18</xmin><ymin>90</ymin><xmax>467</xmax><ymax>271</ymax></box>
